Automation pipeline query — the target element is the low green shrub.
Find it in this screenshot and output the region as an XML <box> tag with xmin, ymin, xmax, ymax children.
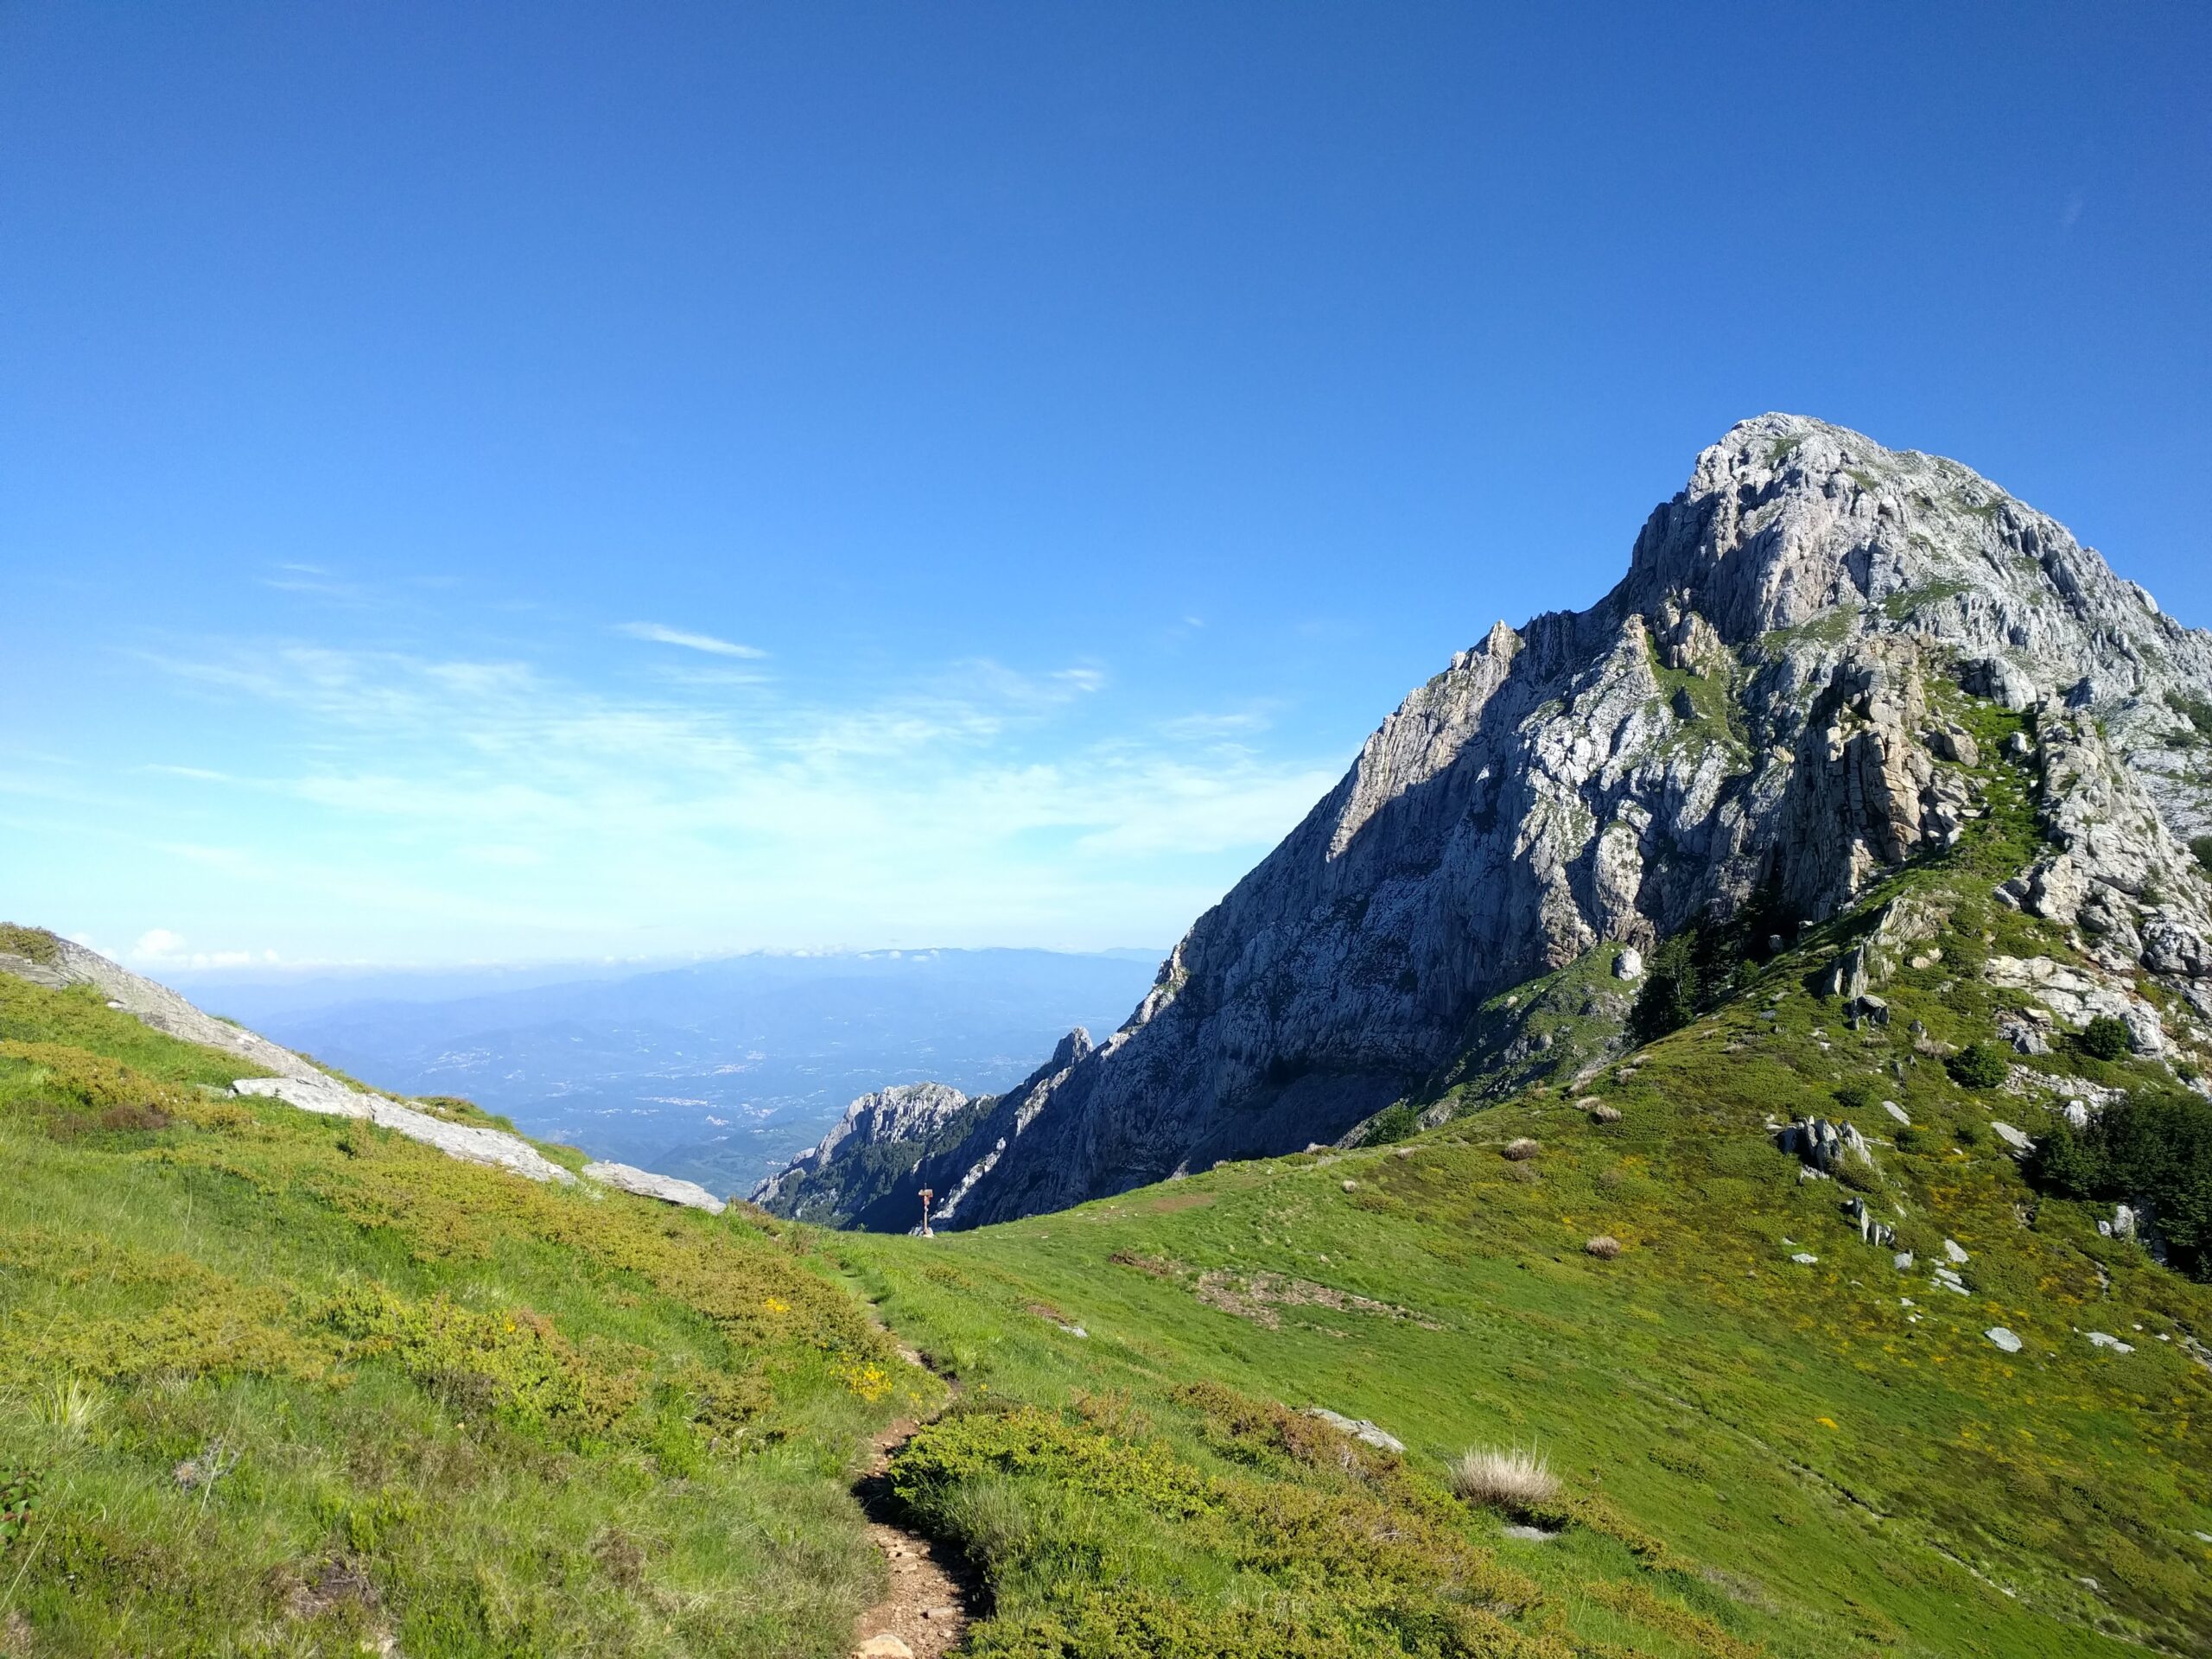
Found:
<box><xmin>2078</xmin><ymin>1016</ymin><xmax>2132</xmax><ymax>1062</ymax></box>
<box><xmin>1948</xmin><ymin>1042</ymin><xmax>2010</xmax><ymax>1090</ymax></box>
<box><xmin>1833</xmin><ymin>1080</ymin><xmax>1881</xmax><ymax>1116</ymax></box>
<box><xmin>2028</xmin><ymin>1092</ymin><xmax>2212</xmax><ymax>1280</ymax></box>
<box><xmin>1361</xmin><ymin>1102</ymin><xmax>1421</xmax><ymax>1146</ymax></box>
<box><xmin>0</xmin><ymin>1468</ymin><xmax>36</xmax><ymax>1551</ymax></box>
<box><xmin>0</xmin><ymin>924</ymin><xmax>60</xmax><ymax>965</ymax></box>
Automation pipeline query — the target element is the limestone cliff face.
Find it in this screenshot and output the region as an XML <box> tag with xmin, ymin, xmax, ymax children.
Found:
<box><xmin>753</xmin><ymin>414</ymin><xmax>2212</xmax><ymax>1231</ymax></box>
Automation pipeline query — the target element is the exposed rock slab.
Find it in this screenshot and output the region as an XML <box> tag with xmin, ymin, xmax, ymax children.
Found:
<box><xmin>1302</xmin><ymin>1408</ymin><xmax>1407</xmax><ymax>1453</ymax></box>
<box><xmin>583</xmin><ymin>1160</ymin><xmax>726</xmax><ymax>1213</ymax></box>
<box><xmin>232</xmin><ymin>1076</ymin><xmax>575</xmax><ymax>1185</ymax></box>
<box><xmin>4</xmin><ymin>936</ymin><xmax>320</xmax><ymax>1079</ymax></box>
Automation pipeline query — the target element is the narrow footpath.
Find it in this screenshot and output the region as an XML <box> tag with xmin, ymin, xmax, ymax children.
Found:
<box><xmin>848</xmin><ymin>1409</ymin><xmax>980</xmax><ymax>1659</ymax></box>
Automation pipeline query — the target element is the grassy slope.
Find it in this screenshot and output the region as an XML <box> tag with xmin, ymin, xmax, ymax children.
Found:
<box><xmin>0</xmin><ymin>976</ymin><xmax>938</xmax><ymax>1657</ymax></box>
<box><xmin>821</xmin><ymin>717</ymin><xmax>2212</xmax><ymax>1658</ymax></box>
<box><xmin>834</xmin><ymin>960</ymin><xmax>2210</xmax><ymax>1656</ymax></box>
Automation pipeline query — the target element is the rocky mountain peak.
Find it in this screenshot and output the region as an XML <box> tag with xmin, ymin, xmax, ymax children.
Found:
<box><xmin>756</xmin><ymin>416</ymin><xmax>2212</xmax><ymax>1232</ymax></box>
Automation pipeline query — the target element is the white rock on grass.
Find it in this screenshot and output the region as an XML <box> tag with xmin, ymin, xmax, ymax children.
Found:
<box><xmin>1985</xmin><ymin>1327</ymin><xmax>2024</xmax><ymax>1354</ymax></box>
<box><xmin>2086</xmin><ymin>1332</ymin><xmax>2135</xmax><ymax>1354</ymax></box>
<box><xmin>1883</xmin><ymin>1101</ymin><xmax>1910</xmax><ymax>1126</ymax></box>
<box><xmin>1989</xmin><ymin>1121</ymin><xmax>2033</xmax><ymax>1154</ymax></box>
<box><xmin>233</xmin><ymin>1076</ymin><xmax>575</xmax><ymax>1185</ymax></box>
<box><xmin>583</xmin><ymin>1160</ymin><xmax>726</xmax><ymax>1214</ymax></box>
<box><xmin>1302</xmin><ymin>1408</ymin><xmax>1406</xmax><ymax>1453</ymax></box>
<box><xmin>1790</xmin><ymin>1252</ymin><xmax>1819</xmax><ymax>1265</ymax></box>
<box><xmin>1943</xmin><ymin>1238</ymin><xmax>1970</xmax><ymax>1264</ymax></box>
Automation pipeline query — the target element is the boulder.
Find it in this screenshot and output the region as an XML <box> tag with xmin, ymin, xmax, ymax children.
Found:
<box><xmin>584</xmin><ymin>1161</ymin><xmax>726</xmax><ymax>1214</ymax></box>
<box><xmin>1302</xmin><ymin>1408</ymin><xmax>1406</xmax><ymax>1453</ymax></box>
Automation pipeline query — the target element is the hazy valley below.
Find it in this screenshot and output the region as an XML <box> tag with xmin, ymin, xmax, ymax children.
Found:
<box><xmin>174</xmin><ymin>947</ymin><xmax>1160</xmax><ymax>1198</ymax></box>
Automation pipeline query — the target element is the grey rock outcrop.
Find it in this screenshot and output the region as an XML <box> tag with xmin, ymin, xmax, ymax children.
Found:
<box><xmin>750</xmin><ymin>1077</ymin><xmax>979</xmax><ymax>1227</ymax></box>
<box><xmin>5</xmin><ymin>936</ymin><xmax>319</xmax><ymax>1080</ymax></box>
<box><xmin>582</xmin><ymin>1160</ymin><xmax>726</xmax><ymax>1213</ymax></box>
<box><xmin>232</xmin><ymin>1075</ymin><xmax>576</xmax><ymax>1185</ymax></box>
<box><xmin>1777</xmin><ymin>1116</ymin><xmax>1872</xmax><ymax>1174</ymax></box>
<box><xmin>1301</xmin><ymin>1408</ymin><xmax>1406</xmax><ymax>1453</ymax></box>
<box><xmin>754</xmin><ymin>414</ymin><xmax>2212</xmax><ymax>1231</ymax></box>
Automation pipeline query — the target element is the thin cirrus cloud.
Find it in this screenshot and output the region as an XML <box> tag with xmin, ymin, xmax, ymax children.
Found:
<box><xmin>615</xmin><ymin>621</ymin><xmax>767</xmax><ymax>658</ymax></box>
<box><xmin>99</xmin><ymin>633</ymin><xmax>1342</xmax><ymax>959</ymax></box>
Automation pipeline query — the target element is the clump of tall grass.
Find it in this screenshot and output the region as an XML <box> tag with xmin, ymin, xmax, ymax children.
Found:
<box><xmin>1584</xmin><ymin>1235</ymin><xmax>1622</xmax><ymax>1260</ymax></box>
<box><xmin>1447</xmin><ymin>1445</ymin><xmax>1558</xmax><ymax>1511</ymax></box>
<box><xmin>40</xmin><ymin>1378</ymin><xmax>105</xmax><ymax>1438</ymax></box>
<box><xmin>1501</xmin><ymin>1138</ymin><xmax>1541</xmax><ymax>1161</ymax></box>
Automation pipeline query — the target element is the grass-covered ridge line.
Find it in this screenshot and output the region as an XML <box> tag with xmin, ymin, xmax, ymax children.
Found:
<box><xmin>0</xmin><ymin>971</ymin><xmax>936</xmax><ymax>1656</ymax></box>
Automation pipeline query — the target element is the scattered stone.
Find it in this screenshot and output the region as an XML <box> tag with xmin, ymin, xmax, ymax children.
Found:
<box><xmin>1985</xmin><ymin>1327</ymin><xmax>2024</xmax><ymax>1354</ymax></box>
<box><xmin>2086</xmin><ymin>1332</ymin><xmax>2134</xmax><ymax>1354</ymax></box>
<box><xmin>1883</xmin><ymin>1101</ymin><xmax>1910</xmax><ymax>1126</ymax></box>
<box><xmin>1341</xmin><ymin>1179</ymin><xmax>1358</xmax><ymax>1192</ymax></box>
<box><xmin>1943</xmin><ymin>1238</ymin><xmax>1969</xmax><ymax>1264</ymax></box>
<box><xmin>1988</xmin><ymin>1122</ymin><xmax>2033</xmax><ymax>1154</ymax></box>
<box><xmin>1790</xmin><ymin>1253</ymin><xmax>1819</xmax><ymax>1265</ymax></box>
<box><xmin>1840</xmin><ymin>1197</ymin><xmax>1895</xmax><ymax>1249</ymax></box>
<box><xmin>1500</xmin><ymin>1523</ymin><xmax>1556</xmax><ymax>1541</ymax></box>
<box><xmin>1894</xmin><ymin>1252</ymin><xmax>1915</xmax><ymax>1271</ymax></box>
<box><xmin>1585</xmin><ymin>1235</ymin><xmax>1622</xmax><ymax>1260</ymax></box>
<box><xmin>1501</xmin><ymin>1138</ymin><xmax>1541</xmax><ymax>1161</ymax></box>
<box><xmin>1613</xmin><ymin>946</ymin><xmax>1643</xmax><ymax>980</ymax></box>
<box><xmin>1775</xmin><ymin>1116</ymin><xmax>1873</xmax><ymax>1173</ymax></box>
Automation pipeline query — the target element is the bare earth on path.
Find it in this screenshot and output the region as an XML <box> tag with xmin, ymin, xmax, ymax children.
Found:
<box><xmin>849</xmin><ymin>1415</ymin><xmax>979</xmax><ymax>1659</ymax></box>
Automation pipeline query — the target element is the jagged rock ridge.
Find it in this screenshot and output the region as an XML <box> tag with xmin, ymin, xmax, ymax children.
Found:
<box><xmin>753</xmin><ymin>414</ymin><xmax>2212</xmax><ymax>1232</ymax></box>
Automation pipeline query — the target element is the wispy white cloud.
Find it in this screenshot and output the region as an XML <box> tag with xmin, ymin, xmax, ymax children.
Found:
<box><xmin>1159</xmin><ymin>708</ymin><xmax>1274</xmax><ymax>741</ymax></box>
<box><xmin>260</xmin><ymin>562</ymin><xmax>372</xmax><ymax>603</ymax></box>
<box><xmin>616</xmin><ymin>621</ymin><xmax>766</xmax><ymax>658</ymax></box>
<box><xmin>107</xmin><ymin>632</ymin><xmax>1342</xmax><ymax>957</ymax></box>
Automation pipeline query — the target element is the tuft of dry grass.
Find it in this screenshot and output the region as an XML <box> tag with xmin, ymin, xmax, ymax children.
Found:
<box><xmin>1447</xmin><ymin>1444</ymin><xmax>1559</xmax><ymax>1511</ymax></box>
<box><xmin>1588</xmin><ymin>1103</ymin><xmax>1623</xmax><ymax>1124</ymax></box>
<box><xmin>1585</xmin><ymin>1235</ymin><xmax>1622</xmax><ymax>1260</ymax></box>
<box><xmin>1501</xmin><ymin>1138</ymin><xmax>1541</xmax><ymax>1161</ymax></box>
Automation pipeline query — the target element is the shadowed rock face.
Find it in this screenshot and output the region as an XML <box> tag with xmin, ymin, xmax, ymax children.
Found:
<box><xmin>754</xmin><ymin>413</ymin><xmax>2212</xmax><ymax>1231</ymax></box>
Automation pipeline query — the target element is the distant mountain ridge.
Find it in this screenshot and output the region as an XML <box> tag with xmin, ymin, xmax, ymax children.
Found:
<box><xmin>756</xmin><ymin>413</ymin><xmax>2212</xmax><ymax>1231</ymax></box>
<box><xmin>190</xmin><ymin>946</ymin><xmax>1160</xmax><ymax>1195</ymax></box>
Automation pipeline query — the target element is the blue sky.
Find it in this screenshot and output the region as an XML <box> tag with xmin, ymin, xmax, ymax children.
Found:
<box><xmin>3</xmin><ymin>3</ymin><xmax>2208</xmax><ymax>969</ymax></box>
